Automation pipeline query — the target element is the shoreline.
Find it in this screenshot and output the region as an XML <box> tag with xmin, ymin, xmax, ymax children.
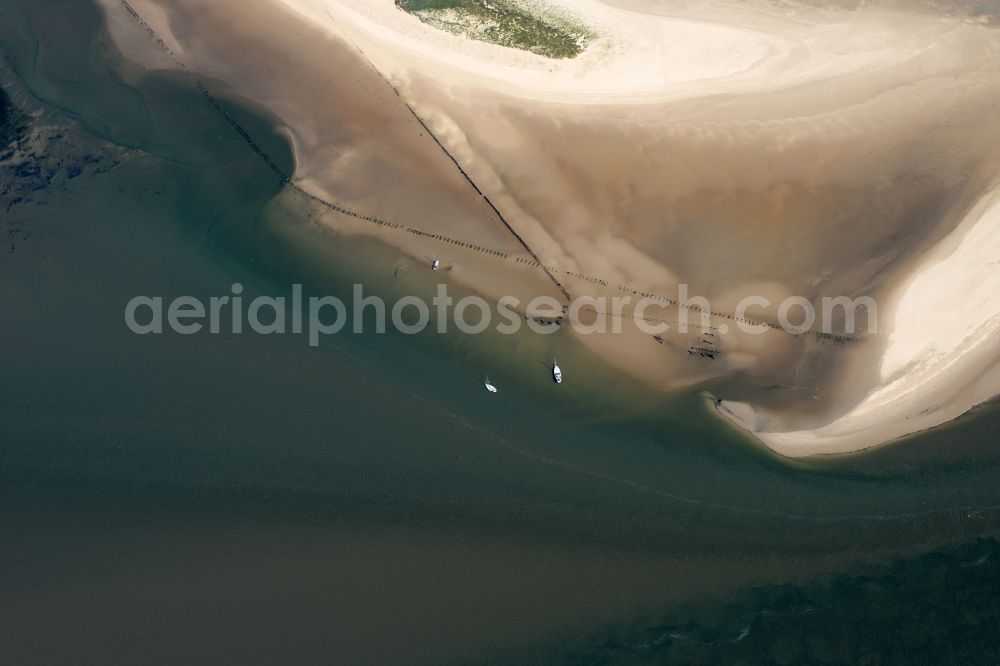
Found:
<box><xmin>97</xmin><ymin>0</ymin><xmax>1000</xmax><ymax>457</ymax></box>
<box><xmin>716</xmin><ymin>181</ymin><xmax>1000</xmax><ymax>457</ymax></box>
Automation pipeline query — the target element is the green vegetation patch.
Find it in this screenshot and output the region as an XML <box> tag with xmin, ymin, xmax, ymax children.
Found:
<box><xmin>395</xmin><ymin>0</ymin><xmax>593</xmax><ymax>59</ymax></box>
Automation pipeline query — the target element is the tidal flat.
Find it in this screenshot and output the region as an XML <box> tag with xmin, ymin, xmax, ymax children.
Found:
<box><xmin>2</xmin><ymin>1</ymin><xmax>1000</xmax><ymax>663</ymax></box>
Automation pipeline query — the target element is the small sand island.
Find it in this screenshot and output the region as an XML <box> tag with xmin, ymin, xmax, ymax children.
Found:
<box><xmin>100</xmin><ymin>0</ymin><xmax>1000</xmax><ymax>457</ymax></box>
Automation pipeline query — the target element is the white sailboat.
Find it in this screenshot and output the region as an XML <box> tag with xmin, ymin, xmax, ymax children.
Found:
<box><xmin>552</xmin><ymin>359</ymin><xmax>563</xmax><ymax>384</ymax></box>
<box><xmin>431</xmin><ymin>254</ymin><xmax>440</xmax><ymax>271</ymax></box>
<box><xmin>484</xmin><ymin>376</ymin><xmax>498</xmax><ymax>393</ymax></box>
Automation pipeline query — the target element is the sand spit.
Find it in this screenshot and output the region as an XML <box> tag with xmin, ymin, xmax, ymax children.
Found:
<box><xmin>719</xmin><ymin>182</ymin><xmax>1000</xmax><ymax>457</ymax></box>
<box><xmin>99</xmin><ymin>0</ymin><xmax>1000</xmax><ymax>455</ymax></box>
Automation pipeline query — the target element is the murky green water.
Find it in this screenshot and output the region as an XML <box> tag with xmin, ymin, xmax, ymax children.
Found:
<box><xmin>1</xmin><ymin>1</ymin><xmax>999</xmax><ymax>663</ymax></box>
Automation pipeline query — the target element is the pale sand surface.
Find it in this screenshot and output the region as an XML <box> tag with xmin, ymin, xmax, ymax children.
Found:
<box><xmin>98</xmin><ymin>0</ymin><xmax>1000</xmax><ymax>455</ymax></box>
<box><xmin>721</xmin><ymin>182</ymin><xmax>1000</xmax><ymax>457</ymax></box>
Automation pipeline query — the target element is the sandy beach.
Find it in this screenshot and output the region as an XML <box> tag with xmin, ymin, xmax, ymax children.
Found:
<box><xmin>96</xmin><ymin>0</ymin><xmax>1000</xmax><ymax>456</ymax></box>
<box><xmin>720</xmin><ymin>181</ymin><xmax>1000</xmax><ymax>457</ymax></box>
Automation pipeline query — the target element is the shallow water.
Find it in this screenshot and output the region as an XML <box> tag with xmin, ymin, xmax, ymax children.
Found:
<box><xmin>2</xmin><ymin>1</ymin><xmax>1000</xmax><ymax>664</ymax></box>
